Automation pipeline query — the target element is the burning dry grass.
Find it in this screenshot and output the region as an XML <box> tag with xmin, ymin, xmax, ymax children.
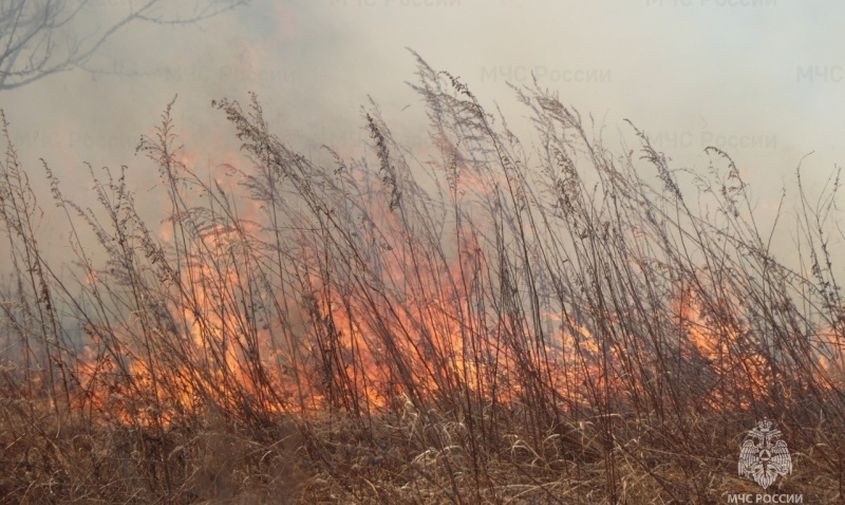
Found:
<box><xmin>0</xmin><ymin>55</ymin><xmax>843</xmax><ymax>503</ymax></box>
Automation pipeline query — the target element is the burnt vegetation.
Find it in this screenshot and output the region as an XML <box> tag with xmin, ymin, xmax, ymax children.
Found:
<box><xmin>0</xmin><ymin>56</ymin><xmax>843</xmax><ymax>504</ymax></box>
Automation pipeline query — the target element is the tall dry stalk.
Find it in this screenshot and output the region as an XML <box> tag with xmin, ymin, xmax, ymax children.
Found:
<box><xmin>0</xmin><ymin>56</ymin><xmax>843</xmax><ymax>504</ymax></box>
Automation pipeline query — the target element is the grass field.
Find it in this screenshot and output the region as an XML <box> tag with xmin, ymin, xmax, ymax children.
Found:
<box><xmin>1</xmin><ymin>56</ymin><xmax>843</xmax><ymax>504</ymax></box>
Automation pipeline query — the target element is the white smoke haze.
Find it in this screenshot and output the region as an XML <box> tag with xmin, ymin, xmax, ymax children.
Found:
<box><xmin>1</xmin><ymin>0</ymin><xmax>842</xmax><ymax>268</ymax></box>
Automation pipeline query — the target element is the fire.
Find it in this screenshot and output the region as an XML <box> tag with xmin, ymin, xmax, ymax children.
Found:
<box><xmin>816</xmin><ymin>323</ymin><xmax>845</xmax><ymax>389</ymax></box>
<box><xmin>72</xmin><ymin>226</ymin><xmax>842</xmax><ymax>426</ymax></box>
<box><xmin>60</xmin><ymin>120</ymin><xmax>842</xmax><ymax>430</ymax></box>
<box><xmin>676</xmin><ymin>288</ymin><xmax>768</xmax><ymax>409</ymax></box>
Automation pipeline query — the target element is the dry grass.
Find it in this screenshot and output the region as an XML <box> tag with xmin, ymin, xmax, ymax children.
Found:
<box><xmin>1</xmin><ymin>54</ymin><xmax>843</xmax><ymax>503</ymax></box>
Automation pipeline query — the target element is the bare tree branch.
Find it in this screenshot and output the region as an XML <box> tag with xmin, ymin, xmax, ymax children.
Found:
<box><xmin>0</xmin><ymin>0</ymin><xmax>248</xmax><ymax>90</ymax></box>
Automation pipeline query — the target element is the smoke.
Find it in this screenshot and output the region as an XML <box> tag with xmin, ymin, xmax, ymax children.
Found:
<box><xmin>1</xmin><ymin>0</ymin><xmax>841</xmax><ymax>270</ymax></box>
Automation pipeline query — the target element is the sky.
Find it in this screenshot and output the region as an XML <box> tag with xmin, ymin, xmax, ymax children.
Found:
<box><xmin>1</xmin><ymin>0</ymin><xmax>843</xmax><ymax>259</ymax></box>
